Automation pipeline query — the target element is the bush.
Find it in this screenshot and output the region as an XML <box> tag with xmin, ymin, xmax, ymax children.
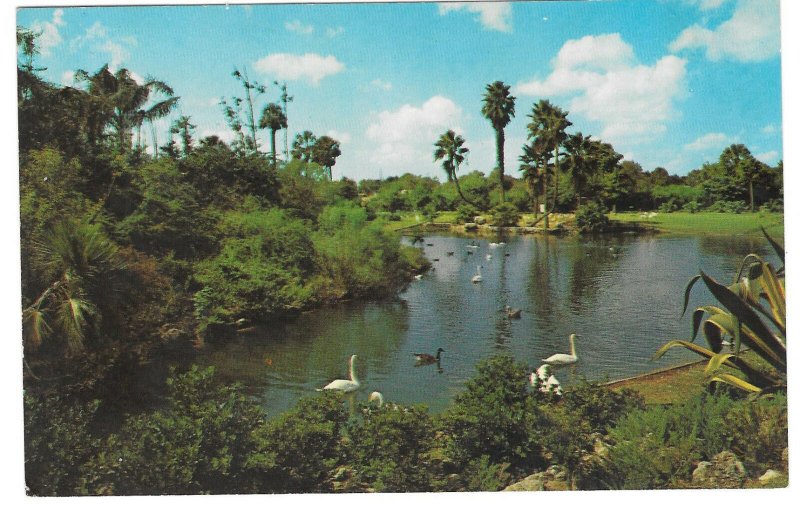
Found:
<box><xmin>759</xmin><ymin>199</ymin><xmax>783</xmax><ymax>213</ymax></box>
<box><xmin>682</xmin><ymin>200</ymin><xmax>700</xmax><ymax>213</ymax></box>
<box><xmin>455</xmin><ymin>203</ymin><xmax>479</xmax><ymax>224</ymax></box>
<box><xmin>439</xmin><ymin>354</ymin><xmax>545</xmax><ymax>473</ymax></box>
<box><xmin>706</xmin><ymin>200</ymin><xmax>747</xmax><ymax>213</ymax></box>
<box><xmin>575</xmin><ymin>202</ymin><xmax>609</xmax><ymax>233</ymax></box>
<box><xmin>490</xmin><ymin>202</ymin><xmax>520</xmax><ymax>227</ymax></box>
<box><xmin>79</xmin><ymin>366</ymin><xmax>266</xmax><ymax>495</ymax></box>
<box><xmin>347</xmin><ymin>404</ymin><xmax>436</xmax><ymax>492</ymax></box>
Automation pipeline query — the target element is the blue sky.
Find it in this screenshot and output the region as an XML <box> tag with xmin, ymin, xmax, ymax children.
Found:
<box><xmin>16</xmin><ymin>0</ymin><xmax>784</xmax><ymax>180</ymax></box>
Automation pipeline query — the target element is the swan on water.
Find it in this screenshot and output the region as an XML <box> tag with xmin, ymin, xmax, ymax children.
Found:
<box><xmin>504</xmin><ymin>305</ymin><xmax>522</xmax><ymax>319</ymax></box>
<box><xmin>368</xmin><ymin>391</ymin><xmax>385</xmax><ymax>408</ymax></box>
<box><xmin>414</xmin><ymin>274</ymin><xmax>423</xmax><ymax>280</ymax></box>
<box><xmin>414</xmin><ymin>347</ymin><xmax>444</xmax><ymax>365</ymax></box>
<box><xmin>471</xmin><ymin>265</ymin><xmax>483</xmax><ymax>283</ymax></box>
<box><xmin>323</xmin><ymin>354</ymin><xmax>361</xmax><ymax>392</ymax></box>
<box><xmin>542</xmin><ymin>334</ymin><xmax>579</xmax><ymax>365</ymax></box>
<box><xmin>486</xmin><ymin>253</ymin><xmax>492</xmax><ymax>261</ymax></box>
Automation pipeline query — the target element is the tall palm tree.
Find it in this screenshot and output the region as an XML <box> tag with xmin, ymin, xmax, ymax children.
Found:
<box><xmin>564</xmin><ymin>132</ymin><xmax>594</xmax><ymax>208</ymax></box>
<box><xmin>170</xmin><ymin>115</ymin><xmax>196</xmax><ymax>156</ymax></box>
<box><xmin>434</xmin><ymin>130</ymin><xmax>480</xmax><ymax>209</ymax></box>
<box><xmin>312</xmin><ymin>135</ymin><xmax>342</xmax><ymax>180</ymax></box>
<box><xmin>481</xmin><ymin>81</ymin><xmax>516</xmax><ymax>202</ymax></box>
<box><xmin>527</xmin><ymin>100</ymin><xmax>572</xmax><ymax>227</ymax></box>
<box><xmin>519</xmin><ymin>139</ymin><xmax>551</xmax><ymax>216</ymax></box>
<box><xmin>291</xmin><ymin>130</ymin><xmax>317</xmax><ymax>163</ymax></box>
<box><xmin>259</xmin><ymin>103</ymin><xmax>288</xmax><ymax>165</ymax></box>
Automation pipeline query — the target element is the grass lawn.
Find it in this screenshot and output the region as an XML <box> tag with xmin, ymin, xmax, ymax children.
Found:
<box><xmin>610</xmin><ymin>211</ymin><xmax>784</xmax><ymax>238</ymax></box>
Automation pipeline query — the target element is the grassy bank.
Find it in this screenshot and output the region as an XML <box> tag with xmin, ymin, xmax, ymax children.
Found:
<box><xmin>610</xmin><ymin>211</ymin><xmax>784</xmax><ymax>237</ymax></box>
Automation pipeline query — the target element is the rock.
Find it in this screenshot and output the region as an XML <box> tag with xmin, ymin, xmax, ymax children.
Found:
<box><xmin>332</xmin><ymin>466</ymin><xmax>349</xmax><ymax>481</ymax></box>
<box><xmin>593</xmin><ymin>438</ymin><xmax>610</xmax><ymax>458</ymax></box>
<box><xmin>474</xmin><ymin>216</ymin><xmax>487</xmax><ymax>225</ymax></box>
<box><xmin>503</xmin><ymin>466</ymin><xmax>569</xmax><ymax>492</ymax></box>
<box><xmin>464</xmin><ymin>222</ymin><xmax>478</xmax><ymax>231</ymax></box>
<box><xmin>759</xmin><ymin>469</ymin><xmax>784</xmax><ymax>484</ymax></box>
<box><xmin>692</xmin><ymin>451</ymin><xmax>746</xmax><ymax>489</ymax></box>
<box><xmin>503</xmin><ymin>474</ymin><xmax>545</xmax><ymax>491</ymax></box>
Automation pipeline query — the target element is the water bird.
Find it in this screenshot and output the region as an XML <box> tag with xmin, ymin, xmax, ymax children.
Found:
<box><xmin>504</xmin><ymin>306</ymin><xmax>522</xmax><ymax>319</ymax></box>
<box><xmin>414</xmin><ymin>274</ymin><xmax>423</xmax><ymax>280</ymax></box>
<box><xmin>322</xmin><ymin>354</ymin><xmax>361</xmax><ymax>392</ymax></box>
<box><xmin>489</xmin><ymin>242</ymin><xmax>499</xmax><ymax>248</ymax></box>
<box><xmin>466</xmin><ymin>250</ymin><xmax>474</xmax><ymax>255</ymax></box>
<box><xmin>414</xmin><ymin>347</ymin><xmax>444</xmax><ymax>365</ymax></box>
<box><xmin>498</xmin><ymin>242</ymin><xmax>506</xmax><ymax>246</ymax></box>
<box><xmin>486</xmin><ymin>254</ymin><xmax>492</xmax><ymax>261</ymax></box>
<box><xmin>467</xmin><ymin>241</ymin><xmax>480</xmax><ymax>249</ymax></box>
<box><xmin>447</xmin><ymin>251</ymin><xmax>455</xmax><ymax>256</ymax></box>
<box><xmin>426</xmin><ymin>243</ymin><xmax>434</xmax><ymax>247</ymax></box>
<box><xmin>543</xmin><ymin>375</ymin><xmax>563</xmax><ymax>395</ymax></box>
<box><xmin>433</xmin><ymin>258</ymin><xmax>440</xmax><ymax>262</ymax></box>
<box><xmin>368</xmin><ymin>391</ymin><xmax>385</xmax><ymax>408</ymax></box>
<box><xmin>542</xmin><ymin>334</ymin><xmax>579</xmax><ymax>365</ymax></box>
<box><xmin>471</xmin><ymin>265</ymin><xmax>483</xmax><ymax>283</ymax></box>
<box><xmin>504</xmin><ymin>253</ymin><xmax>511</xmax><ymax>257</ymax></box>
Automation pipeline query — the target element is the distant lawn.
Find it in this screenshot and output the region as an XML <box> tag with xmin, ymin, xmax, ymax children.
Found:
<box><xmin>611</xmin><ymin>211</ymin><xmax>784</xmax><ymax>238</ymax></box>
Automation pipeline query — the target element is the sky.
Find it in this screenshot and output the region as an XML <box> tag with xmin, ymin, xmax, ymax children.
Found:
<box><xmin>16</xmin><ymin>1</ymin><xmax>784</xmax><ymax>181</ymax></box>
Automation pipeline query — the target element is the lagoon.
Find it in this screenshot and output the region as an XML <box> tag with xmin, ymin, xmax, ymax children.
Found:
<box><xmin>191</xmin><ymin>232</ymin><xmax>773</xmax><ymax>417</ymax></box>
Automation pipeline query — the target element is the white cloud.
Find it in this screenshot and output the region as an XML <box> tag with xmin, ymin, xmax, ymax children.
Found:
<box><xmin>365</xmin><ymin>96</ymin><xmax>464</xmax><ymax>173</ymax></box>
<box><xmin>762</xmin><ymin>124</ymin><xmax>779</xmax><ymax>134</ymax></box>
<box><xmin>755</xmin><ymin>150</ymin><xmax>779</xmax><ymax>164</ymax></box>
<box><xmin>285</xmin><ymin>20</ymin><xmax>313</xmax><ymax>35</ymax></box>
<box><xmin>254</xmin><ymin>53</ymin><xmax>344</xmax><ymax>85</ymax></box>
<box><xmin>30</xmin><ymin>8</ymin><xmax>65</xmax><ymax>56</ymax></box>
<box><xmin>326</xmin><ymin>130</ymin><xmax>352</xmax><ymax>144</ymax></box>
<box><xmin>370</xmin><ymin>79</ymin><xmax>393</xmax><ymax>91</ymax></box>
<box><xmin>681</xmin><ymin>0</ymin><xmax>731</xmax><ymax>10</ymax></box>
<box><xmin>517</xmin><ymin>33</ymin><xmax>687</xmax><ymax>141</ymax></box>
<box><xmin>669</xmin><ymin>0</ymin><xmax>780</xmax><ymax>62</ymax></box>
<box><xmin>60</xmin><ymin>70</ymin><xmax>75</xmax><ymax>87</ymax></box>
<box><xmin>684</xmin><ymin>132</ymin><xmax>730</xmax><ymax>151</ymax></box>
<box><xmin>326</xmin><ymin>26</ymin><xmax>345</xmax><ymax>38</ymax></box>
<box><xmin>69</xmin><ymin>21</ymin><xmax>135</xmax><ymax>70</ymax></box>
<box><xmin>438</xmin><ymin>2</ymin><xmax>512</xmax><ymax>33</ymax></box>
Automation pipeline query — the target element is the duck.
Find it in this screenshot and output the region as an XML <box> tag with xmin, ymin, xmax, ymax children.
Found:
<box><xmin>467</xmin><ymin>241</ymin><xmax>480</xmax><ymax>249</ymax></box>
<box><xmin>471</xmin><ymin>265</ymin><xmax>483</xmax><ymax>283</ymax></box>
<box><xmin>542</xmin><ymin>334</ymin><xmax>579</xmax><ymax>365</ymax></box>
<box><xmin>446</xmin><ymin>251</ymin><xmax>455</xmax><ymax>256</ymax></box>
<box><xmin>323</xmin><ymin>354</ymin><xmax>361</xmax><ymax>392</ymax></box>
<box><xmin>504</xmin><ymin>305</ymin><xmax>522</xmax><ymax>319</ymax></box>
<box><xmin>414</xmin><ymin>347</ymin><xmax>444</xmax><ymax>365</ymax></box>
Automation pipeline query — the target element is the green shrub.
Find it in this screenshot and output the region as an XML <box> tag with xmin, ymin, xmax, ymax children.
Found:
<box><xmin>455</xmin><ymin>203</ymin><xmax>479</xmax><ymax>224</ymax></box>
<box><xmin>79</xmin><ymin>366</ymin><xmax>266</xmax><ymax>495</ymax></box>
<box><xmin>560</xmin><ymin>381</ymin><xmax>645</xmax><ymax>434</ymax></box>
<box><xmin>490</xmin><ymin>202</ymin><xmax>520</xmax><ymax>227</ymax></box>
<box><xmin>575</xmin><ymin>201</ymin><xmax>609</xmax><ymax>233</ymax></box>
<box><xmin>707</xmin><ymin>199</ymin><xmax>747</xmax><ymax>213</ymax></box>
<box><xmin>725</xmin><ymin>394</ymin><xmax>788</xmax><ymax>476</ymax></box>
<box><xmin>461</xmin><ymin>455</ymin><xmax>512</xmax><ymax>491</ymax></box>
<box><xmin>440</xmin><ymin>354</ymin><xmax>545</xmax><ymax>473</ymax></box>
<box><xmin>347</xmin><ymin>404</ymin><xmax>436</xmax><ymax>492</ymax></box>
<box><xmin>682</xmin><ymin>200</ymin><xmax>700</xmax><ymax>213</ymax></box>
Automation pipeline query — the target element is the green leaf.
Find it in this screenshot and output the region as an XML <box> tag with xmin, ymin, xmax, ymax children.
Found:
<box><xmin>681</xmin><ymin>275</ymin><xmax>702</xmax><ymax>318</ymax></box>
<box><xmin>709</xmin><ymin>374</ymin><xmax>762</xmax><ymax>394</ymax></box>
<box><xmin>761</xmin><ymin>226</ymin><xmax>784</xmax><ymax>265</ymax></box>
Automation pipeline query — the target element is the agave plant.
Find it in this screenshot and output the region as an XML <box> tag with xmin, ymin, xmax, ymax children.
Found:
<box><xmin>655</xmin><ymin>228</ymin><xmax>786</xmax><ymax>394</ymax></box>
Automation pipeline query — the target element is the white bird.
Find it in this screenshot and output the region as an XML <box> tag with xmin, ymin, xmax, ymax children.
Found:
<box><xmin>534</xmin><ymin>364</ymin><xmax>552</xmax><ymax>382</ymax></box>
<box><xmin>489</xmin><ymin>242</ymin><xmax>499</xmax><ymax>248</ymax></box>
<box><xmin>485</xmin><ymin>254</ymin><xmax>492</xmax><ymax>261</ymax></box>
<box><xmin>323</xmin><ymin>354</ymin><xmax>361</xmax><ymax>392</ymax></box>
<box><xmin>542</xmin><ymin>334</ymin><xmax>579</xmax><ymax>365</ymax></box>
<box><xmin>368</xmin><ymin>391</ymin><xmax>385</xmax><ymax>408</ymax></box>
<box><xmin>414</xmin><ymin>274</ymin><xmax>423</xmax><ymax>280</ymax></box>
<box><xmin>471</xmin><ymin>265</ymin><xmax>483</xmax><ymax>283</ymax></box>
<box><xmin>544</xmin><ymin>375</ymin><xmax>563</xmax><ymax>395</ymax></box>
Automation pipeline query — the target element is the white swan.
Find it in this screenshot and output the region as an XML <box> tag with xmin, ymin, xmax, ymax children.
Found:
<box><xmin>544</xmin><ymin>375</ymin><xmax>563</xmax><ymax>395</ymax></box>
<box><xmin>368</xmin><ymin>391</ymin><xmax>385</xmax><ymax>407</ymax></box>
<box><xmin>471</xmin><ymin>265</ymin><xmax>483</xmax><ymax>283</ymax></box>
<box><xmin>323</xmin><ymin>354</ymin><xmax>361</xmax><ymax>392</ymax></box>
<box><xmin>542</xmin><ymin>334</ymin><xmax>579</xmax><ymax>365</ymax></box>
<box><xmin>414</xmin><ymin>274</ymin><xmax>423</xmax><ymax>280</ymax></box>
<box><xmin>485</xmin><ymin>253</ymin><xmax>492</xmax><ymax>261</ymax></box>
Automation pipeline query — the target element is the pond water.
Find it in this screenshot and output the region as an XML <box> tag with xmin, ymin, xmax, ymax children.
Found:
<box><xmin>190</xmin><ymin>232</ymin><xmax>773</xmax><ymax>417</ymax></box>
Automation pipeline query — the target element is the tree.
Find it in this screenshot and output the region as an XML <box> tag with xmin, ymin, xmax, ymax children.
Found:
<box><xmin>434</xmin><ymin>130</ymin><xmax>480</xmax><ymax>209</ymax></box>
<box><xmin>291</xmin><ymin>130</ymin><xmax>318</xmax><ymax>163</ymax></box>
<box><xmin>719</xmin><ymin>144</ymin><xmax>762</xmax><ymax>212</ymax></box>
<box><xmin>169</xmin><ymin>115</ymin><xmax>196</xmax><ymax>157</ymax></box>
<box><xmin>311</xmin><ymin>135</ymin><xmax>342</xmax><ymax>180</ymax></box>
<box><xmin>564</xmin><ymin>132</ymin><xmax>593</xmax><ymax>208</ymax></box>
<box><xmin>481</xmin><ymin>81</ymin><xmax>516</xmax><ymax>202</ymax></box>
<box><xmin>519</xmin><ymin>138</ymin><xmax>550</xmax><ymax>215</ymax></box>
<box><xmin>259</xmin><ymin>102</ymin><xmax>287</xmax><ymax>165</ymax></box>
<box><xmin>527</xmin><ymin>100</ymin><xmax>571</xmax><ymax>220</ymax></box>
<box><xmin>221</xmin><ymin>67</ymin><xmax>267</xmax><ymax>153</ymax></box>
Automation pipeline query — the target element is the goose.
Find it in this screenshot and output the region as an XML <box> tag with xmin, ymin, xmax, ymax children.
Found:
<box><xmin>471</xmin><ymin>265</ymin><xmax>483</xmax><ymax>283</ymax></box>
<box><xmin>542</xmin><ymin>334</ymin><xmax>579</xmax><ymax>365</ymax></box>
<box><xmin>505</xmin><ymin>305</ymin><xmax>522</xmax><ymax>319</ymax></box>
<box><xmin>323</xmin><ymin>354</ymin><xmax>361</xmax><ymax>392</ymax></box>
<box><xmin>446</xmin><ymin>251</ymin><xmax>455</xmax><ymax>256</ymax></box>
<box><xmin>414</xmin><ymin>347</ymin><xmax>444</xmax><ymax>365</ymax></box>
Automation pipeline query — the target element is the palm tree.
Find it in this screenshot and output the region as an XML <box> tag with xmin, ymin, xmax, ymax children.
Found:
<box><xmin>434</xmin><ymin>130</ymin><xmax>480</xmax><ymax>209</ymax></box>
<box><xmin>170</xmin><ymin>115</ymin><xmax>196</xmax><ymax>156</ymax></box>
<box><xmin>564</xmin><ymin>132</ymin><xmax>593</xmax><ymax>208</ymax></box>
<box><xmin>519</xmin><ymin>139</ymin><xmax>551</xmax><ymax>216</ymax></box>
<box><xmin>527</xmin><ymin>100</ymin><xmax>572</xmax><ymax>227</ymax></box>
<box><xmin>481</xmin><ymin>81</ymin><xmax>516</xmax><ymax>202</ymax></box>
<box><xmin>23</xmin><ymin>219</ymin><xmax>123</xmax><ymax>355</ymax></box>
<box><xmin>259</xmin><ymin>103</ymin><xmax>288</xmax><ymax>165</ymax></box>
<box><xmin>312</xmin><ymin>135</ymin><xmax>342</xmax><ymax>180</ymax></box>
<box><xmin>291</xmin><ymin>130</ymin><xmax>318</xmax><ymax>163</ymax></box>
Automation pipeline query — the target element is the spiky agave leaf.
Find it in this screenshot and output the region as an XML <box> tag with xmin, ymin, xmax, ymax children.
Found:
<box><xmin>22</xmin><ymin>307</ymin><xmax>51</xmax><ymax>350</ymax></box>
<box><xmin>56</xmin><ymin>295</ymin><xmax>97</xmax><ymax>355</ymax></box>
